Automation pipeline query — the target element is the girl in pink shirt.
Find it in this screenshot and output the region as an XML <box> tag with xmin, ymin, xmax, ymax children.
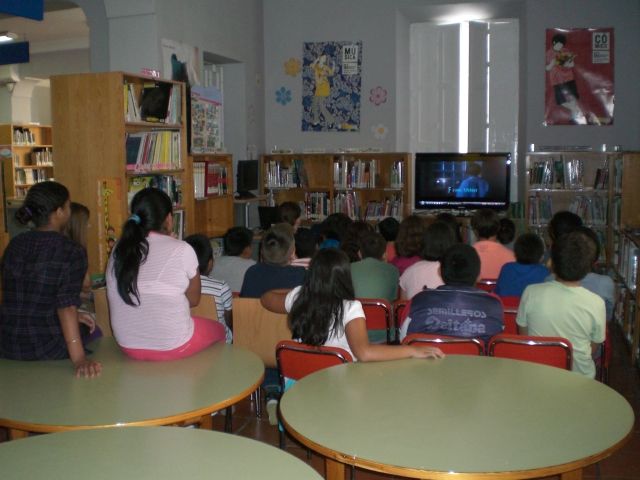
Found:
<box><xmin>471</xmin><ymin>209</ymin><xmax>515</xmax><ymax>280</ymax></box>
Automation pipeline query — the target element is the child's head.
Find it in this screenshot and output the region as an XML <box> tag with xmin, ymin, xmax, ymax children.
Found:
<box><xmin>294</xmin><ymin>227</ymin><xmax>318</xmax><ymax>259</ymax></box>
<box><xmin>574</xmin><ymin>226</ymin><xmax>601</xmax><ymax>267</ymax></box>
<box><xmin>185</xmin><ymin>234</ymin><xmax>214</xmax><ymax>275</ymax></box>
<box><xmin>63</xmin><ymin>202</ymin><xmax>90</xmax><ymax>248</ymax></box>
<box><xmin>551</xmin><ymin>230</ymin><xmax>596</xmax><ymax>282</ymax></box>
<box><xmin>470</xmin><ymin>209</ymin><xmax>500</xmax><ymax>240</ymax></box>
<box><xmin>396</xmin><ymin>215</ymin><xmax>426</xmax><ymax>257</ymax></box>
<box><xmin>435</xmin><ymin>212</ymin><xmax>463</xmax><ymax>243</ymax></box>
<box><xmin>514</xmin><ymin>233</ymin><xmax>545</xmax><ymax>265</ymax></box>
<box><xmin>422</xmin><ymin>220</ymin><xmax>458</xmax><ymax>261</ymax></box>
<box><xmin>278</xmin><ymin>201</ymin><xmax>302</xmax><ymax>228</ymax></box>
<box><xmin>441</xmin><ymin>243</ymin><xmax>481</xmax><ymax>287</ymax></box>
<box><xmin>17</xmin><ymin>181</ymin><xmax>70</xmax><ymax>229</ymax></box>
<box><xmin>548</xmin><ymin>211</ymin><xmax>583</xmax><ymax>243</ymax></box>
<box><xmin>377</xmin><ymin>217</ymin><xmax>400</xmax><ymax>242</ymax></box>
<box><xmin>497</xmin><ymin>218</ymin><xmax>516</xmax><ymax>245</ymax></box>
<box><xmin>358</xmin><ymin>231</ymin><xmax>386</xmax><ymax>260</ymax></box>
<box><xmin>341</xmin><ymin>220</ymin><xmax>374</xmax><ymax>262</ymax></box>
<box><xmin>261</xmin><ymin>223</ymin><xmax>295</xmax><ymax>266</ymax></box>
<box><xmin>320</xmin><ymin>213</ymin><xmax>353</xmax><ymax>242</ymax></box>
<box><xmin>223</xmin><ymin>226</ymin><xmax>253</xmax><ymax>257</ymax></box>
<box><xmin>129</xmin><ymin>187</ymin><xmax>173</xmax><ymax>233</ymax></box>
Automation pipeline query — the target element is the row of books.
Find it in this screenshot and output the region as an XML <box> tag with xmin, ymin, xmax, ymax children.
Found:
<box><xmin>528</xmin><ymin>157</ymin><xmax>589</xmax><ymax>189</ymax></box>
<box><xmin>333</xmin><ymin>158</ymin><xmax>377</xmax><ymax>189</ymax></box>
<box><xmin>15</xmin><ymin>168</ymin><xmax>51</xmax><ymax>186</ymax></box>
<box><xmin>124</xmin><ymin>82</ymin><xmax>182</xmax><ymax>124</ymax></box>
<box><xmin>125</xmin><ymin>131</ymin><xmax>182</xmax><ymax>172</ymax></box>
<box><xmin>568</xmin><ymin>194</ymin><xmax>608</xmax><ymax>226</ymax></box>
<box><xmin>363</xmin><ymin>196</ymin><xmax>403</xmax><ymax>221</ymax></box>
<box><xmin>193</xmin><ymin>161</ymin><xmax>229</xmax><ymax>199</ymax></box>
<box><xmin>29</xmin><ymin>148</ymin><xmax>53</xmax><ymax>166</ymax></box>
<box><xmin>12</xmin><ymin>128</ymin><xmax>36</xmax><ymax>145</ymax></box>
<box><xmin>304</xmin><ymin>192</ymin><xmax>329</xmax><ymax>221</ymax></box>
<box><xmin>127</xmin><ymin>175</ymin><xmax>183</xmax><ymax>207</ymax></box>
<box><xmin>618</xmin><ymin>233</ymin><xmax>639</xmax><ymax>294</ymax></box>
<box><xmin>389</xmin><ymin>161</ymin><xmax>405</xmax><ymax>188</ymax></box>
<box><xmin>265</xmin><ymin>159</ymin><xmax>309</xmax><ymax>188</ymax></box>
<box><xmin>527</xmin><ymin>195</ymin><xmax>554</xmax><ymax>224</ymax></box>
<box><xmin>333</xmin><ymin>192</ymin><xmax>361</xmax><ymax>219</ymax></box>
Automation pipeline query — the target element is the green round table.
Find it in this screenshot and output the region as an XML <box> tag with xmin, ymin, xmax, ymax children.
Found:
<box><xmin>0</xmin><ymin>338</ymin><xmax>263</xmax><ymax>439</ymax></box>
<box><xmin>0</xmin><ymin>426</ymin><xmax>322</xmax><ymax>479</ymax></box>
<box><xmin>280</xmin><ymin>355</ymin><xmax>634</xmax><ymax>480</ymax></box>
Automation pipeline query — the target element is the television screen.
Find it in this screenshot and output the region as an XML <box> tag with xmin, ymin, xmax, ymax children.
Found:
<box><xmin>414</xmin><ymin>152</ymin><xmax>511</xmax><ymax>211</ymax></box>
<box><xmin>236</xmin><ymin>159</ymin><xmax>259</xmax><ymax>197</ymax></box>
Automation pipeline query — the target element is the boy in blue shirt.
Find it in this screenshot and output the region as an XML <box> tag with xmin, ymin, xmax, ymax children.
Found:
<box><xmin>495</xmin><ymin>233</ymin><xmax>549</xmax><ymax>297</ymax></box>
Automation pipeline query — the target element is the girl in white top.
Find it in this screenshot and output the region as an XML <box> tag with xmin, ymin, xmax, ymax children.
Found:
<box><xmin>107</xmin><ymin>188</ymin><xmax>225</xmax><ymax>360</ymax></box>
<box><xmin>261</xmin><ymin>248</ymin><xmax>444</xmax><ymax>362</ymax></box>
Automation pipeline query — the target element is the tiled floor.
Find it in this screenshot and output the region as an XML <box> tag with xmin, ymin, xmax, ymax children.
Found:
<box><xmin>214</xmin><ymin>325</ymin><xmax>640</xmax><ymax>480</ymax></box>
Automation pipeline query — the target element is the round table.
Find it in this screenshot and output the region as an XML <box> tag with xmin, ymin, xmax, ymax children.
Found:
<box><xmin>0</xmin><ymin>426</ymin><xmax>322</xmax><ymax>480</ymax></box>
<box><xmin>280</xmin><ymin>355</ymin><xmax>634</xmax><ymax>480</ymax></box>
<box><xmin>0</xmin><ymin>338</ymin><xmax>264</xmax><ymax>438</ymax></box>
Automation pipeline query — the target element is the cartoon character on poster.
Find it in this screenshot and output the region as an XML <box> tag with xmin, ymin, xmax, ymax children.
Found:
<box><xmin>544</xmin><ymin>28</ymin><xmax>614</xmax><ymax>126</ymax></box>
<box><xmin>302</xmin><ymin>41</ymin><xmax>362</xmax><ymax>132</ymax></box>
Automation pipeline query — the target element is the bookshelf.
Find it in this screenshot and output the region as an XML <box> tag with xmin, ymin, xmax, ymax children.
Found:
<box><xmin>0</xmin><ymin>123</ymin><xmax>54</xmax><ymax>200</ymax></box>
<box><xmin>261</xmin><ymin>152</ymin><xmax>411</xmax><ymax>222</ymax></box>
<box><xmin>191</xmin><ymin>153</ymin><xmax>234</xmax><ymax>237</ymax></box>
<box><xmin>50</xmin><ymin>72</ymin><xmax>191</xmax><ymax>276</ymax></box>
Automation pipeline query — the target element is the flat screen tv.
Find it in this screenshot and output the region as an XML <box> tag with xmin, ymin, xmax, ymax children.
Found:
<box><xmin>414</xmin><ymin>152</ymin><xmax>511</xmax><ymax>211</ymax></box>
<box><xmin>236</xmin><ymin>160</ymin><xmax>259</xmax><ymax>198</ymax></box>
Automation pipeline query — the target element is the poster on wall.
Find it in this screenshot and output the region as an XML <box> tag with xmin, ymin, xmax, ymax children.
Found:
<box><xmin>161</xmin><ymin>38</ymin><xmax>201</xmax><ymax>86</ymax></box>
<box><xmin>544</xmin><ymin>28</ymin><xmax>614</xmax><ymax>126</ymax></box>
<box><xmin>191</xmin><ymin>85</ymin><xmax>223</xmax><ymax>153</ymax></box>
<box><xmin>302</xmin><ymin>41</ymin><xmax>362</xmax><ymax>132</ymax></box>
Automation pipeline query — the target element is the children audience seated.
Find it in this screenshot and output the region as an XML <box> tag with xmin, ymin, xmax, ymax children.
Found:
<box><xmin>184</xmin><ymin>234</ymin><xmax>233</xmax><ymax>343</ymax></box>
<box><xmin>391</xmin><ymin>215</ymin><xmax>426</xmax><ymax>275</ymax></box>
<box><xmin>377</xmin><ymin>216</ymin><xmax>400</xmax><ymax>262</ymax></box>
<box><xmin>107</xmin><ymin>188</ymin><xmax>226</xmax><ymax>361</ymax></box>
<box><xmin>278</xmin><ymin>201</ymin><xmax>302</xmax><ymax>231</ymax></box>
<box><xmin>240</xmin><ymin>223</ymin><xmax>306</xmax><ymax>297</ymax></box>
<box><xmin>0</xmin><ymin>181</ymin><xmax>101</xmax><ymax>378</ymax></box>
<box><xmin>435</xmin><ymin>212</ymin><xmax>464</xmax><ymax>243</ymax></box>
<box><xmin>317</xmin><ymin>212</ymin><xmax>352</xmax><ymax>249</ymax></box>
<box><xmin>471</xmin><ymin>209</ymin><xmax>515</xmax><ymax>279</ymax></box>
<box><xmin>497</xmin><ymin>218</ymin><xmax>516</xmax><ymax>250</ymax></box>
<box><xmin>494</xmin><ymin>233</ymin><xmax>549</xmax><ymax>297</ymax></box>
<box><xmin>211</xmin><ymin>226</ymin><xmax>256</xmax><ymax>293</ymax></box>
<box><xmin>350</xmin><ymin>231</ymin><xmax>399</xmax><ymax>302</ymax></box>
<box><xmin>516</xmin><ymin>230</ymin><xmax>606</xmax><ymax>378</ymax></box>
<box><xmin>341</xmin><ymin>220</ymin><xmax>375</xmax><ymax>262</ymax></box>
<box><xmin>399</xmin><ymin>221</ymin><xmax>457</xmax><ymax>299</ymax></box>
<box><xmin>290</xmin><ymin>227</ymin><xmax>318</xmax><ymax>269</ymax></box>
<box><xmin>400</xmin><ymin>243</ymin><xmax>504</xmax><ymax>345</ymax></box>
<box><xmin>543</xmin><ymin>210</ymin><xmax>583</xmax><ymax>265</ymax></box>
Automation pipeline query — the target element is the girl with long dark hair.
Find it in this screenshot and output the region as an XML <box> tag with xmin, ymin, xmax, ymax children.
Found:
<box><xmin>107</xmin><ymin>188</ymin><xmax>225</xmax><ymax>360</ymax></box>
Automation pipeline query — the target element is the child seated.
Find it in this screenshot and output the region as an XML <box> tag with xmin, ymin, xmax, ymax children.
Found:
<box><xmin>351</xmin><ymin>231</ymin><xmax>399</xmax><ymax>302</ymax></box>
<box><xmin>378</xmin><ymin>216</ymin><xmax>400</xmax><ymax>262</ymax></box>
<box><xmin>240</xmin><ymin>223</ymin><xmax>306</xmax><ymax>297</ymax></box>
<box><xmin>471</xmin><ymin>209</ymin><xmax>515</xmax><ymax>279</ymax></box>
<box><xmin>278</xmin><ymin>201</ymin><xmax>302</xmax><ymax>231</ymax></box>
<box><xmin>516</xmin><ymin>230</ymin><xmax>606</xmax><ymax>378</ymax></box>
<box><xmin>400</xmin><ymin>243</ymin><xmax>504</xmax><ymax>345</ymax></box>
<box><xmin>391</xmin><ymin>215</ymin><xmax>426</xmax><ymax>275</ymax></box>
<box><xmin>497</xmin><ymin>218</ymin><xmax>516</xmax><ymax>250</ymax></box>
<box><xmin>495</xmin><ymin>233</ymin><xmax>549</xmax><ymax>297</ymax></box>
<box><xmin>185</xmin><ymin>234</ymin><xmax>233</xmax><ymax>343</ymax></box>
<box><xmin>211</xmin><ymin>226</ymin><xmax>256</xmax><ymax>293</ymax></box>
<box><xmin>290</xmin><ymin>227</ymin><xmax>318</xmax><ymax>269</ymax></box>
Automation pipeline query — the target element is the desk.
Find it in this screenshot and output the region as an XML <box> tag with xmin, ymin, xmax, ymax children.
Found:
<box><xmin>280</xmin><ymin>355</ymin><xmax>634</xmax><ymax>480</ymax></box>
<box><xmin>0</xmin><ymin>426</ymin><xmax>322</xmax><ymax>480</ymax></box>
<box><xmin>0</xmin><ymin>338</ymin><xmax>263</xmax><ymax>439</ymax></box>
<box><xmin>234</xmin><ymin>194</ymin><xmax>268</xmax><ymax>228</ymax></box>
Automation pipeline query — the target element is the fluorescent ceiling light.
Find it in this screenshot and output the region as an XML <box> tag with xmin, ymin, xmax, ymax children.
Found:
<box><xmin>0</xmin><ymin>32</ymin><xmax>18</xmax><ymax>43</ymax></box>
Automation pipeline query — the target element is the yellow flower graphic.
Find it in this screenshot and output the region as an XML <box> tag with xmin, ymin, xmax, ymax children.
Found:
<box><xmin>284</xmin><ymin>57</ymin><xmax>302</xmax><ymax>77</ymax></box>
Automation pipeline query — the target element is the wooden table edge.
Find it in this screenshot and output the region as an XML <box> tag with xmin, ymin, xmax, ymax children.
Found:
<box><xmin>280</xmin><ymin>416</ymin><xmax>634</xmax><ymax>480</ymax></box>
<box><xmin>2</xmin><ymin>372</ymin><xmax>264</xmax><ymax>438</ymax></box>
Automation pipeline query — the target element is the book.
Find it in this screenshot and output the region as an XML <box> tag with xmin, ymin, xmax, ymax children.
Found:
<box><xmin>140</xmin><ymin>82</ymin><xmax>173</xmax><ymax>123</ymax></box>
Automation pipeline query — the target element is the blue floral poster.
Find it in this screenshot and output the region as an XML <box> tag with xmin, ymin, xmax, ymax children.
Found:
<box><xmin>302</xmin><ymin>41</ymin><xmax>362</xmax><ymax>132</ymax></box>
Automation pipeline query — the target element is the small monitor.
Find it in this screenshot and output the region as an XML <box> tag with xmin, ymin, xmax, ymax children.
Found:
<box><xmin>236</xmin><ymin>160</ymin><xmax>259</xmax><ymax>198</ymax></box>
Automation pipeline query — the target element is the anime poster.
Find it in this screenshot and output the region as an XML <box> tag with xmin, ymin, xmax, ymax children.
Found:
<box><xmin>302</xmin><ymin>41</ymin><xmax>362</xmax><ymax>132</ymax></box>
<box><xmin>191</xmin><ymin>85</ymin><xmax>223</xmax><ymax>153</ymax></box>
<box><xmin>544</xmin><ymin>28</ymin><xmax>614</xmax><ymax>126</ymax></box>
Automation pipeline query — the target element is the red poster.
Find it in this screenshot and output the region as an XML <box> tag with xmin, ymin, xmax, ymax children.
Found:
<box><xmin>544</xmin><ymin>28</ymin><xmax>614</xmax><ymax>126</ymax></box>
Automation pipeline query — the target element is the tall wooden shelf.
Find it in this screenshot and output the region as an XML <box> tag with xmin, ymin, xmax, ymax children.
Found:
<box><xmin>50</xmin><ymin>72</ymin><xmax>192</xmax><ymax>275</ymax></box>
<box><xmin>261</xmin><ymin>152</ymin><xmax>411</xmax><ymax>222</ymax></box>
<box><xmin>0</xmin><ymin>123</ymin><xmax>54</xmax><ymax>200</ymax></box>
<box><xmin>191</xmin><ymin>153</ymin><xmax>234</xmax><ymax>238</ymax></box>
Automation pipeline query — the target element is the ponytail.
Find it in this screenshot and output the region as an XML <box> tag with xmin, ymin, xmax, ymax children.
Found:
<box><xmin>16</xmin><ymin>181</ymin><xmax>69</xmax><ymax>228</ymax></box>
<box><xmin>113</xmin><ymin>188</ymin><xmax>172</xmax><ymax>306</ymax></box>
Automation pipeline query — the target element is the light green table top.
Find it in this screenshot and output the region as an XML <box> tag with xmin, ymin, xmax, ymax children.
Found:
<box><xmin>0</xmin><ymin>338</ymin><xmax>264</xmax><ymax>433</ymax></box>
<box><xmin>0</xmin><ymin>426</ymin><xmax>322</xmax><ymax>480</ymax></box>
<box><xmin>280</xmin><ymin>355</ymin><xmax>634</xmax><ymax>479</ymax></box>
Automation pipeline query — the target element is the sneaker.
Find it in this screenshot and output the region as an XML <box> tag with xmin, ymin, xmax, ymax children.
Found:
<box><xmin>266</xmin><ymin>399</ymin><xmax>278</xmax><ymax>426</ymax></box>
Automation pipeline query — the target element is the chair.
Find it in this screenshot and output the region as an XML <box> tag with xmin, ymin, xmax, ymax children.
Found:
<box><xmin>358</xmin><ymin>298</ymin><xmax>393</xmax><ymax>344</ymax></box>
<box><xmin>402</xmin><ymin>333</ymin><xmax>484</xmax><ymax>355</ymax></box>
<box><xmin>393</xmin><ymin>299</ymin><xmax>410</xmax><ymax>342</ymax></box>
<box><xmin>476</xmin><ymin>279</ymin><xmax>497</xmax><ymax>293</ymax></box>
<box><xmin>488</xmin><ymin>334</ymin><xmax>573</xmax><ymax>370</ymax></box>
<box><xmin>232</xmin><ymin>297</ymin><xmax>292</xmax><ymax>417</ymax></box>
<box><xmin>93</xmin><ymin>287</ymin><xmax>112</xmax><ymax>337</ymax></box>
<box><xmin>500</xmin><ymin>296</ymin><xmax>520</xmax><ymax>335</ymax></box>
<box><xmin>596</xmin><ymin>324</ymin><xmax>611</xmax><ymax>384</ymax></box>
<box><xmin>276</xmin><ymin>340</ymin><xmax>353</xmax><ymax>449</ymax></box>
<box><xmin>190</xmin><ymin>294</ymin><xmax>219</xmax><ymax>321</ymax></box>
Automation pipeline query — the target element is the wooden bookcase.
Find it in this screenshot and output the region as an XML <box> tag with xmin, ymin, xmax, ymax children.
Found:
<box><xmin>0</xmin><ymin>123</ymin><xmax>54</xmax><ymax>200</ymax></box>
<box><xmin>191</xmin><ymin>153</ymin><xmax>234</xmax><ymax>237</ymax></box>
<box><xmin>50</xmin><ymin>72</ymin><xmax>192</xmax><ymax>276</ymax></box>
<box><xmin>261</xmin><ymin>152</ymin><xmax>411</xmax><ymax>222</ymax></box>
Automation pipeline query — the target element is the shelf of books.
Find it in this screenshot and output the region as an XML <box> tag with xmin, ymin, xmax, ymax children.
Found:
<box><xmin>191</xmin><ymin>153</ymin><xmax>234</xmax><ymax>237</ymax></box>
<box><xmin>51</xmin><ymin>72</ymin><xmax>191</xmax><ymax>275</ymax></box>
<box><xmin>0</xmin><ymin>124</ymin><xmax>54</xmax><ymax>200</ymax></box>
<box><xmin>262</xmin><ymin>152</ymin><xmax>410</xmax><ymax>223</ymax></box>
